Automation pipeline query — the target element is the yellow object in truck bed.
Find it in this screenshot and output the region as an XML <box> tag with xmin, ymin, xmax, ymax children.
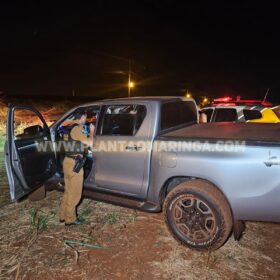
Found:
<box><xmin>248</xmin><ymin>108</ymin><xmax>280</xmax><ymax>123</ymax></box>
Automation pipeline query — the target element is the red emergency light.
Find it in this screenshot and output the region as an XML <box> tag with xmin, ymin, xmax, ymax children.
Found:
<box><xmin>213</xmin><ymin>97</ymin><xmax>233</xmax><ymax>102</ymax></box>
<box><xmin>212</xmin><ymin>96</ymin><xmax>272</xmax><ymax>107</ymax></box>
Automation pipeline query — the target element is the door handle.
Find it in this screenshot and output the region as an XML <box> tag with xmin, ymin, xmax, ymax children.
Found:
<box><xmin>125</xmin><ymin>145</ymin><xmax>142</xmax><ymax>151</ymax></box>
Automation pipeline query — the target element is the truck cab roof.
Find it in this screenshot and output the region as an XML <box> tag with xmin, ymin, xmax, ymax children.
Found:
<box><xmin>101</xmin><ymin>96</ymin><xmax>193</xmax><ymax>103</ymax></box>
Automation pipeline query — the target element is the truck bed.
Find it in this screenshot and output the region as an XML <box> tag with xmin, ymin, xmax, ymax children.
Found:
<box><xmin>160</xmin><ymin>122</ymin><xmax>280</xmax><ymax>144</ymax></box>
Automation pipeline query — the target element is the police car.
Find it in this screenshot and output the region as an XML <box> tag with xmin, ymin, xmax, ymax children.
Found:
<box><xmin>200</xmin><ymin>96</ymin><xmax>280</xmax><ymax>123</ymax></box>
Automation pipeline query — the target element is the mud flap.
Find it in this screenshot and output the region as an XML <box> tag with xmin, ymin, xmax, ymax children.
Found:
<box><xmin>233</xmin><ymin>220</ymin><xmax>245</xmax><ymax>240</ymax></box>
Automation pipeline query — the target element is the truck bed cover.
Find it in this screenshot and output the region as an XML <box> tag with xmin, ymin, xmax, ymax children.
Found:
<box><xmin>160</xmin><ymin>122</ymin><xmax>280</xmax><ymax>143</ymax></box>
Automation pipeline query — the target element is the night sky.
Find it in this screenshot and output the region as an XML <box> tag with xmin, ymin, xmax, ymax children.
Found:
<box><xmin>1</xmin><ymin>2</ymin><xmax>280</xmax><ymax>102</ymax></box>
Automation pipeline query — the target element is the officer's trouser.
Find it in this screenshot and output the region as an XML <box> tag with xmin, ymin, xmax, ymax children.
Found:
<box><xmin>59</xmin><ymin>157</ymin><xmax>84</xmax><ymax>223</ymax></box>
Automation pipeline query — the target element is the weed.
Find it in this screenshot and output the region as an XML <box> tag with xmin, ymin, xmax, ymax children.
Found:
<box><xmin>0</xmin><ymin>130</ymin><xmax>5</xmax><ymax>152</ymax></box>
<box><xmin>78</xmin><ymin>207</ymin><xmax>92</xmax><ymax>222</ymax></box>
<box><xmin>80</xmin><ymin>233</ymin><xmax>97</xmax><ymax>243</ymax></box>
<box><xmin>102</xmin><ymin>213</ymin><xmax>119</xmax><ymax>225</ymax></box>
<box><xmin>0</xmin><ymin>146</ymin><xmax>7</xmax><ymax>185</ymax></box>
<box><xmin>131</xmin><ymin>209</ymin><xmax>138</xmax><ymax>223</ymax></box>
<box><xmin>30</xmin><ymin>208</ymin><xmax>48</xmax><ymax>233</ymax></box>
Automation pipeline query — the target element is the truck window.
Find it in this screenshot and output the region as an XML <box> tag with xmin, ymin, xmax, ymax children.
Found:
<box><xmin>57</xmin><ymin>105</ymin><xmax>101</xmax><ymax>140</ymax></box>
<box><xmin>101</xmin><ymin>105</ymin><xmax>147</xmax><ymax>136</ymax></box>
<box><xmin>13</xmin><ymin>109</ymin><xmax>44</xmax><ymax>139</ymax></box>
<box><xmin>243</xmin><ymin>109</ymin><xmax>262</xmax><ymax>121</ymax></box>
<box><xmin>161</xmin><ymin>101</ymin><xmax>197</xmax><ymax>131</ymax></box>
<box><xmin>214</xmin><ymin>108</ymin><xmax>238</xmax><ymax>122</ymax></box>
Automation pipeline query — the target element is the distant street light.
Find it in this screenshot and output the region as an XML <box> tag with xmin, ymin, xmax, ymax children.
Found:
<box><xmin>128</xmin><ymin>79</ymin><xmax>135</xmax><ymax>97</ymax></box>
<box><xmin>128</xmin><ymin>81</ymin><xmax>135</xmax><ymax>89</ymax></box>
<box><xmin>184</xmin><ymin>89</ymin><xmax>192</xmax><ymax>99</ymax></box>
<box><xmin>111</xmin><ymin>59</ymin><xmax>140</xmax><ymax>97</ymax></box>
<box><xmin>128</xmin><ymin>59</ymin><xmax>132</xmax><ymax>98</ymax></box>
<box><xmin>200</xmin><ymin>97</ymin><xmax>210</xmax><ymax>107</ymax></box>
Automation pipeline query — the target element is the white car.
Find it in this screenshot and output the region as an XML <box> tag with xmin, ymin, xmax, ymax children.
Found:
<box><xmin>200</xmin><ymin>97</ymin><xmax>280</xmax><ymax>123</ymax></box>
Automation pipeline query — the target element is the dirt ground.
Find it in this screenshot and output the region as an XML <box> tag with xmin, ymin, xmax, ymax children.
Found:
<box><xmin>0</xmin><ymin>187</ymin><xmax>280</xmax><ymax>280</ymax></box>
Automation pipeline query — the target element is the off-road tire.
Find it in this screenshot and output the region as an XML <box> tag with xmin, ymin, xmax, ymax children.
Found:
<box><xmin>163</xmin><ymin>179</ymin><xmax>232</xmax><ymax>250</ymax></box>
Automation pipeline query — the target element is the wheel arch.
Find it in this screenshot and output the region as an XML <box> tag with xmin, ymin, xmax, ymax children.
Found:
<box><xmin>160</xmin><ymin>176</ymin><xmax>234</xmax><ymax>221</ymax></box>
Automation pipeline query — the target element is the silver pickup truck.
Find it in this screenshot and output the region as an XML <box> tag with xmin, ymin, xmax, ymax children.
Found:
<box><xmin>5</xmin><ymin>97</ymin><xmax>280</xmax><ymax>250</ymax></box>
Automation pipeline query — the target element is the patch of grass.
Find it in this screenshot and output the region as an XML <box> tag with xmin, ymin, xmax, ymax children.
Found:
<box><xmin>0</xmin><ymin>128</ymin><xmax>5</xmax><ymax>152</ymax></box>
<box><xmin>102</xmin><ymin>213</ymin><xmax>120</xmax><ymax>225</ymax></box>
<box><xmin>0</xmin><ymin>134</ymin><xmax>7</xmax><ymax>185</ymax></box>
<box><xmin>80</xmin><ymin>233</ymin><xmax>97</xmax><ymax>243</ymax></box>
<box><xmin>131</xmin><ymin>209</ymin><xmax>138</xmax><ymax>223</ymax></box>
<box><xmin>30</xmin><ymin>208</ymin><xmax>49</xmax><ymax>233</ymax></box>
<box><xmin>78</xmin><ymin>207</ymin><xmax>92</xmax><ymax>222</ymax></box>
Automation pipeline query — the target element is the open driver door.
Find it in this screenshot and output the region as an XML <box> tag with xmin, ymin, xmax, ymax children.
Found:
<box><xmin>5</xmin><ymin>104</ymin><xmax>57</xmax><ymax>201</ymax></box>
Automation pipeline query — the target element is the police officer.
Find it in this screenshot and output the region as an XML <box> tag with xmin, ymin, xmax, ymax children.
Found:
<box><xmin>59</xmin><ymin>109</ymin><xmax>95</xmax><ymax>226</ymax></box>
